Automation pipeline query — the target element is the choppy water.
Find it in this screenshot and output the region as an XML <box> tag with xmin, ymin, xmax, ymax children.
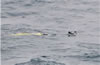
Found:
<box><xmin>1</xmin><ymin>0</ymin><xmax>100</xmax><ymax>65</ymax></box>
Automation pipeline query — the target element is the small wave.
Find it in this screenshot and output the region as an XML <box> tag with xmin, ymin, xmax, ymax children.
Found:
<box><xmin>77</xmin><ymin>42</ymin><xmax>100</xmax><ymax>49</ymax></box>
<box><xmin>15</xmin><ymin>58</ymin><xmax>65</xmax><ymax>65</ymax></box>
<box><xmin>5</xmin><ymin>12</ymin><xmax>38</xmax><ymax>17</ymax></box>
<box><xmin>31</xmin><ymin>0</ymin><xmax>54</xmax><ymax>4</ymax></box>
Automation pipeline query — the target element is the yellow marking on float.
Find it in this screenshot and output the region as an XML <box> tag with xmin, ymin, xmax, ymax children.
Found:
<box><xmin>11</xmin><ymin>33</ymin><xmax>43</xmax><ymax>36</ymax></box>
<box><xmin>32</xmin><ymin>33</ymin><xmax>43</xmax><ymax>36</ymax></box>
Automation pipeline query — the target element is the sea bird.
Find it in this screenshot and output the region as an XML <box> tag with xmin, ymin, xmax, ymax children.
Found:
<box><xmin>67</xmin><ymin>31</ymin><xmax>77</xmax><ymax>37</ymax></box>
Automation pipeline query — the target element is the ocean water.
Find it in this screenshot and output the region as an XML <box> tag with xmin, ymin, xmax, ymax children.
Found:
<box><xmin>1</xmin><ymin>0</ymin><xmax>100</xmax><ymax>65</ymax></box>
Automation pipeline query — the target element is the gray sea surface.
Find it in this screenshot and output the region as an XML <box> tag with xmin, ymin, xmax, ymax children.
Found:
<box><xmin>1</xmin><ymin>0</ymin><xmax>100</xmax><ymax>65</ymax></box>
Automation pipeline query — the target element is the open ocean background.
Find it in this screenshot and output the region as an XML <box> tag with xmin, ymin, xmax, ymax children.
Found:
<box><xmin>1</xmin><ymin>0</ymin><xmax>100</xmax><ymax>65</ymax></box>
